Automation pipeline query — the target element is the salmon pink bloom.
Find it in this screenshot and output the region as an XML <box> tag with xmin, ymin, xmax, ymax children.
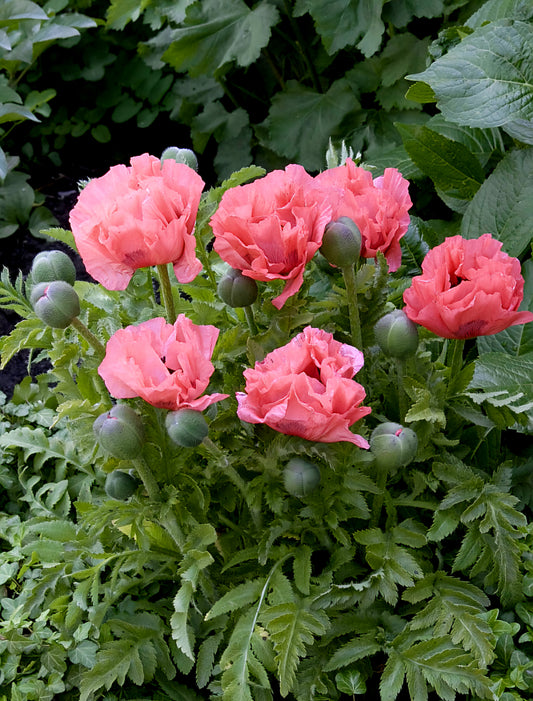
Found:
<box><xmin>315</xmin><ymin>159</ymin><xmax>412</xmax><ymax>271</ymax></box>
<box><xmin>403</xmin><ymin>234</ymin><xmax>533</xmax><ymax>339</ymax></box>
<box><xmin>69</xmin><ymin>154</ymin><xmax>204</xmax><ymax>290</ymax></box>
<box><xmin>210</xmin><ymin>165</ymin><xmax>332</xmax><ymax>309</ymax></box>
<box><xmin>98</xmin><ymin>315</ymin><xmax>228</xmax><ymax>410</ymax></box>
<box><xmin>236</xmin><ymin>327</ymin><xmax>371</xmax><ymax>447</ymax></box>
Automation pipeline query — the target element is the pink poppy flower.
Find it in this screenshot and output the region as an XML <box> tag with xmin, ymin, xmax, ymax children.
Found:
<box><xmin>315</xmin><ymin>159</ymin><xmax>412</xmax><ymax>271</ymax></box>
<box><xmin>403</xmin><ymin>234</ymin><xmax>533</xmax><ymax>339</ymax></box>
<box><xmin>210</xmin><ymin>165</ymin><xmax>332</xmax><ymax>309</ymax></box>
<box><xmin>236</xmin><ymin>327</ymin><xmax>371</xmax><ymax>447</ymax></box>
<box><xmin>69</xmin><ymin>153</ymin><xmax>204</xmax><ymax>289</ymax></box>
<box><xmin>98</xmin><ymin>315</ymin><xmax>228</xmax><ymax>410</ymax></box>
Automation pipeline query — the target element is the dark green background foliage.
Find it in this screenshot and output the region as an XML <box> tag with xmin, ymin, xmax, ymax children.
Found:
<box><xmin>1</xmin><ymin>0</ymin><xmax>533</xmax><ymax>699</ymax></box>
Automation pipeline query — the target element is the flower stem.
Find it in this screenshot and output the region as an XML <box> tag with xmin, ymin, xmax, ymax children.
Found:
<box><xmin>342</xmin><ymin>264</ymin><xmax>363</xmax><ymax>350</ymax></box>
<box><xmin>244</xmin><ymin>305</ymin><xmax>258</xmax><ymax>335</ymax></box>
<box><xmin>371</xmin><ymin>462</ymin><xmax>389</xmax><ymax>528</ymax></box>
<box><xmin>395</xmin><ymin>358</ymin><xmax>409</xmax><ymax>423</ymax></box>
<box><xmin>156</xmin><ymin>264</ymin><xmax>176</xmax><ymax>324</ymax></box>
<box><xmin>446</xmin><ymin>338</ymin><xmax>465</xmax><ymax>397</ymax></box>
<box><xmin>70</xmin><ymin>317</ymin><xmax>106</xmax><ymax>358</ymax></box>
<box><xmin>133</xmin><ymin>457</ymin><xmax>161</xmax><ymax>501</ymax></box>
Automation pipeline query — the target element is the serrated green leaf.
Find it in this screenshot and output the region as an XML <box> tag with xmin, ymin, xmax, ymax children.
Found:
<box><xmin>466</xmin><ymin>352</ymin><xmax>533</xmax><ymax>415</ymax></box>
<box><xmin>324</xmin><ymin>633</ymin><xmax>381</xmax><ymax>671</ymax></box>
<box><xmin>261</xmin><ymin>78</ymin><xmax>360</xmax><ymax>171</ymax></box>
<box><xmin>408</xmin><ymin>20</ymin><xmax>533</xmax><ymax>129</ymax></box>
<box><xmin>294</xmin><ymin>0</ymin><xmax>386</xmax><ymax>57</ymax></box>
<box><xmin>461</xmin><ymin>147</ymin><xmax>533</xmax><ymax>258</ymax></box>
<box><xmin>396</xmin><ymin>123</ymin><xmax>484</xmax><ymax>200</ymax></box>
<box><xmin>261</xmin><ymin>599</ymin><xmax>328</xmax><ymax>696</ymax></box>
<box><xmin>162</xmin><ymin>0</ymin><xmax>280</xmax><ymax>77</ymax></box>
<box><xmin>106</xmin><ymin>0</ymin><xmax>152</xmax><ymax>29</ymax></box>
<box><xmin>466</xmin><ymin>0</ymin><xmax>533</xmax><ymax>28</ymax></box>
<box><xmin>206</xmin><ymin>579</ymin><xmax>264</xmax><ymax>620</ymax></box>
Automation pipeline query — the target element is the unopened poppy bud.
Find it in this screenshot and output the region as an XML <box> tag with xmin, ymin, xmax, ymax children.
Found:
<box><xmin>370</xmin><ymin>422</ymin><xmax>418</xmax><ymax>471</ymax></box>
<box><xmin>31</xmin><ymin>250</ymin><xmax>76</xmax><ymax>286</ymax></box>
<box><xmin>105</xmin><ymin>470</ymin><xmax>139</xmax><ymax>500</ymax></box>
<box><xmin>31</xmin><ymin>280</ymin><xmax>80</xmax><ymax>329</ymax></box>
<box><xmin>320</xmin><ymin>217</ymin><xmax>362</xmax><ymax>268</ymax></box>
<box><xmin>161</xmin><ymin>146</ymin><xmax>198</xmax><ymax>172</ymax></box>
<box><xmin>217</xmin><ymin>268</ymin><xmax>258</xmax><ymax>308</ymax></box>
<box><xmin>283</xmin><ymin>458</ymin><xmax>321</xmax><ymax>498</ymax></box>
<box><xmin>374</xmin><ymin>310</ymin><xmax>419</xmax><ymax>359</ymax></box>
<box><xmin>166</xmin><ymin>408</ymin><xmax>208</xmax><ymax>447</ymax></box>
<box><xmin>93</xmin><ymin>404</ymin><xmax>145</xmax><ymax>459</ymax></box>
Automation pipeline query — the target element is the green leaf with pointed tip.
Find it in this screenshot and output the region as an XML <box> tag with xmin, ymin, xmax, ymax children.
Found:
<box><xmin>396</xmin><ymin>123</ymin><xmax>484</xmax><ymax>200</ymax></box>
<box><xmin>461</xmin><ymin>147</ymin><xmax>533</xmax><ymax>258</ymax></box>
<box><xmin>261</xmin><ymin>78</ymin><xmax>360</xmax><ymax>171</ymax></box>
<box><xmin>162</xmin><ymin>0</ymin><xmax>280</xmax><ymax>77</ymax></box>
<box><xmin>466</xmin><ymin>352</ymin><xmax>533</xmax><ymax>415</ymax></box>
<box><xmin>294</xmin><ymin>0</ymin><xmax>385</xmax><ymax>57</ymax></box>
<box><xmin>407</xmin><ymin>20</ymin><xmax>533</xmax><ymax>129</ymax></box>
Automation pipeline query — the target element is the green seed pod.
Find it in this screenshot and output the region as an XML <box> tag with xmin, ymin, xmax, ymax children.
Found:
<box><xmin>93</xmin><ymin>404</ymin><xmax>145</xmax><ymax>459</ymax></box>
<box><xmin>320</xmin><ymin>217</ymin><xmax>362</xmax><ymax>268</ymax></box>
<box><xmin>370</xmin><ymin>422</ymin><xmax>418</xmax><ymax>471</ymax></box>
<box><xmin>105</xmin><ymin>470</ymin><xmax>138</xmax><ymax>500</ymax></box>
<box><xmin>217</xmin><ymin>268</ymin><xmax>258</xmax><ymax>308</ymax></box>
<box><xmin>166</xmin><ymin>408</ymin><xmax>208</xmax><ymax>447</ymax></box>
<box><xmin>31</xmin><ymin>250</ymin><xmax>76</xmax><ymax>286</ymax></box>
<box><xmin>161</xmin><ymin>146</ymin><xmax>199</xmax><ymax>172</ymax></box>
<box><xmin>31</xmin><ymin>280</ymin><xmax>80</xmax><ymax>329</ymax></box>
<box><xmin>283</xmin><ymin>458</ymin><xmax>321</xmax><ymax>498</ymax></box>
<box><xmin>374</xmin><ymin>310</ymin><xmax>419</xmax><ymax>359</ymax></box>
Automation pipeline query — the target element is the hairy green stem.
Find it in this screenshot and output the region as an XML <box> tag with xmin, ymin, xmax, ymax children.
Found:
<box><xmin>156</xmin><ymin>264</ymin><xmax>176</xmax><ymax>324</ymax></box>
<box><xmin>342</xmin><ymin>264</ymin><xmax>363</xmax><ymax>350</ymax></box>
<box><xmin>371</xmin><ymin>462</ymin><xmax>389</xmax><ymax>528</ymax></box>
<box><xmin>395</xmin><ymin>358</ymin><xmax>408</xmax><ymax>423</ymax></box>
<box><xmin>244</xmin><ymin>305</ymin><xmax>258</xmax><ymax>335</ymax></box>
<box><xmin>70</xmin><ymin>316</ymin><xmax>106</xmax><ymax>357</ymax></box>
<box><xmin>446</xmin><ymin>338</ymin><xmax>465</xmax><ymax>397</ymax></box>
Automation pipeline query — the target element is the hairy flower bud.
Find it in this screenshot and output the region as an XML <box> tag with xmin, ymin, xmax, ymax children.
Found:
<box><xmin>320</xmin><ymin>217</ymin><xmax>362</xmax><ymax>268</ymax></box>
<box><xmin>105</xmin><ymin>470</ymin><xmax>139</xmax><ymax>500</ymax></box>
<box><xmin>370</xmin><ymin>422</ymin><xmax>418</xmax><ymax>471</ymax></box>
<box><xmin>161</xmin><ymin>146</ymin><xmax>199</xmax><ymax>172</ymax></box>
<box><xmin>374</xmin><ymin>310</ymin><xmax>419</xmax><ymax>359</ymax></box>
<box><xmin>217</xmin><ymin>268</ymin><xmax>258</xmax><ymax>308</ymax></box>
<box><xmin>31</xmin><ymin>280</ymin><xmax>80</xmax><ymax>329</ymax></box>
<box><xmin>31</xmin><ymin>250</ymin><xmax>77</xmax><ymax>286</ymax></box>
<box><xmin>283</xmin><ymin>458</ymin><xmax>321</xmax><ymax>497</ymax></box>
<box><xmin>166</xmin><ymin>408</ymin><xmax>208</xmax><ymax>447</ymax></box>
<box><xmin>93</xmin><ymin>404</ymin><xmax>145</xmax><ymax>459</ymax></box>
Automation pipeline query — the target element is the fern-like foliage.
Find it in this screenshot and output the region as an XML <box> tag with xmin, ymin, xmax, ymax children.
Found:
<box><xmin>429</xmin><ymin>457</ymin><xmax>527</xmax><ymax>605</ymax></box>
<box><xmin>380</xmin><ymin>634</ymin><xmax>496</xmax><ymax>701</ymax></box>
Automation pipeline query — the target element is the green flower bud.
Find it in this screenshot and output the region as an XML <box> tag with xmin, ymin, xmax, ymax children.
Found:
<box><xmin>374</xmin><ymin>310</ymin><xmax>419</xmax><ymax>359</ymax></box>
<box><xmin>105</xmin><ymin>470</ymin><xmax>139</xmax><ymax>500</ymax></box>
<box><xmin>283</xmin><ymin>458</ymin><xmax>321</xmax><ymax>498</ymax></box>
<box><xmin>161</xmin><ymin>146</ymin><xmax>199</xmax><ymax>172</ymax></box>
<box><xmin>166</xmin><ymin>408</ymin><xmax>208</xmax><ymax>447</ymax></box>
<box><xmin>320</xmin><ymin>217</ymin><xmax>362</xmax><ymax>268</ymax></box>
<box><xmin>217</xmin><ymin>268</ymin><xmax>258</xmax><ymax>308</ymax></box>
<box><xmin>31</xmin><ymin>280</ymin><xmax>80</xmax><ymax>329</ymax></box>
<box><xmin>31</xmin><ymin>250</ymin><xmax>76</xmax><ymax>286</ymax></box>
<box><xmin>370</xmin><ymin>422</ymin><xmax>418</xmax><ymax>471</ymax></box>
<box><xmin>93</xmin><ymin>404</ymin><xmax>145</xmax><ymax>459</ymax></box>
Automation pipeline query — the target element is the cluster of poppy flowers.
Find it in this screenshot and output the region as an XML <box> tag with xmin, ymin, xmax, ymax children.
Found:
<box><xmin>69</xmin><ymin>153</ymin><xmax>533</xmax><ymax>447</ymax></box>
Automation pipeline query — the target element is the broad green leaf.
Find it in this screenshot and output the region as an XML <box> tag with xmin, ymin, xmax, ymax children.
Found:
<box><xmin>335</xmin><ymin>669</ymin><xmax>367</xmax><ymax>694</ymax></box>
<box><xmin>502</xmin><ymin>118</ymin><xmax>533</xmax><ymax>144</ymax></box>
<box><xmin>106</xmin><ymin>0</ymin><xmax>152</xmax><ymax>30</ymax></box>
<box><xmin>0</xmin><ymin>102</ymin><xmax>39</xmax><ymax>124</ymax></box>
<box><xmin>427</xmin><ymin>114</ymin><xmax>505</xmax><ymax>166</ymax></box>
<box><xmin>0</xmin><ymin>0</ymin><xmax>48</xmax><ymax>21</ymax></box>
<box><xmin>461</xmin><ymin>147</ymin><xmax>533</xmax><ymax>258</ymax></box>
<box><xmin>162</xmin><ymin>0</ymin><xmax>280</xmax><ymax>76</ymax></box>
<box><xmin>466</xmin><ymin>0</ymin><xmax>533</xmax><ymax>28</ymax></box>
<box><xmin>294</xmin><ymin>0</ymin><xmax>386</xmax><ymax>57</ymax></box>
<box><xmin>261</xmin><ymin>79</ymin><xmax>360</xmax><ymax>172</ymax></box>
<box><xmin>396</xmin><ymin>123</ymin><xmax>484</xmax><ymax>200</ymax></box>
<box><xmin>383</xmin><ymin>0</ymin><xmax>445</xmax><ymax>29</ymax></box>
<box><xmin>407</xmin><ymin>20</ymin><xmax>533</xmax><ymax>129</ymax></box>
